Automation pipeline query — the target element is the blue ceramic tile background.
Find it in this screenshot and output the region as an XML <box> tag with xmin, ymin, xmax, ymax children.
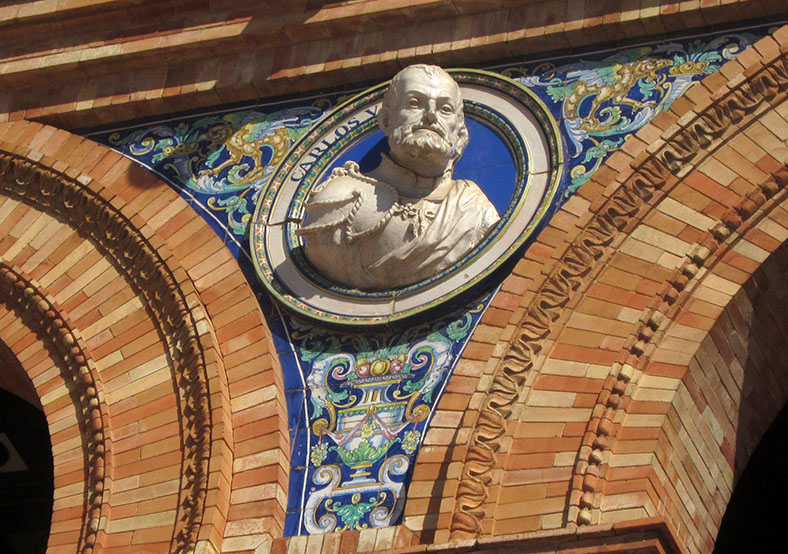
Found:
<box><xmin>503</xmin><ymin>34</ymin><xmax>757</xmax><ymax>197</ymax></box>
<box><xmin>88</xmin><ymin>27</ymin><xmax>765</xmax><ymax>535</ymax></box>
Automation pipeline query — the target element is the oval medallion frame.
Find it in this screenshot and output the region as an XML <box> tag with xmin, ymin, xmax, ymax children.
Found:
<box><xmin>251</xmin><ymin>69</ymin><xmax>563</xmax><ymax>326</ymax></box>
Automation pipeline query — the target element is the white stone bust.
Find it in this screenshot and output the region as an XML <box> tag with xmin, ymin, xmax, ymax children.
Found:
<box><xmin>296</xmin><ymin>64</ymin><xmax>500</xmax><ymax>290</ymax></box>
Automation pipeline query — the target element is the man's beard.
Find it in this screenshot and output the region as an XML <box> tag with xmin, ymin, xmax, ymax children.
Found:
<box><xmin>390</xmin><ymin>125</ymin><xmax>457</xmax><ymax>167</ymax></box>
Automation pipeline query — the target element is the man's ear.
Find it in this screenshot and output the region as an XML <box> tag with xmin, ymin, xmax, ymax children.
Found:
<box><xmin>456</xmin><ymin>123</ymin><xmax>469</xmax><ymax>157</ymax></box>
<box><xmin>378</xmin><ymin>106</ymin><xmax>389</xmax><ymax>133</ymax></box>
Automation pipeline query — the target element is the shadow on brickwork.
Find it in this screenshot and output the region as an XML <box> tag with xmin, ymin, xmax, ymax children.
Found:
<box><xmin>712</xmin><ymin>239</ymin><xmax>788</xmax><ymax>553</ymax></box>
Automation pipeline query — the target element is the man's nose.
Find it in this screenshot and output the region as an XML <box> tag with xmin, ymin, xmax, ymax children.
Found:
<box><xmin>422</xmin><ymin>102</ymin><xmax>438</xmax><ymax>124</ymax></box>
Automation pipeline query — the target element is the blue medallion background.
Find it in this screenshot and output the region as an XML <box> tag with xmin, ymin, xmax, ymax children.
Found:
<box><xmin>88</xmin><ymin>27</ymin><xmax>766</xmax><ymax>535</ymax></box>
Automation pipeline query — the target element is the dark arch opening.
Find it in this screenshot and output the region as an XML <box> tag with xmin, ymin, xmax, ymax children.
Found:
<box><xmin>710</xmin><ymin>236</ymin><xmax>788</xmax><ymax>553</ymax></box>
<box><xmin>0</xmin><ymin>386</ymin><xmax>54</xmax><ymax>554</ymax></box>
<box><xmin>713</xmin><ymin>400</ymin><xmax>788</xmax><ymax>553</ymax></box>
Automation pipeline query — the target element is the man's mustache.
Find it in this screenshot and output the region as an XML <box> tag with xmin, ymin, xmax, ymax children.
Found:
<box><xmin>406</xmin><ymin>124</ymin><xmax>447</xmax><ymax>140</ymax></box>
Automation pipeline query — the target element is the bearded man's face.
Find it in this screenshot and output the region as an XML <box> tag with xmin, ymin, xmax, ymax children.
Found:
<box><xmin>389</xmin><ymin>119</ymin><xmax>454</xmax><ymax>162</ymax></box>
<box><xmin>384</xmin><ymin>68</ymin><xmax>466</xmax><ymax>176</ymax></box>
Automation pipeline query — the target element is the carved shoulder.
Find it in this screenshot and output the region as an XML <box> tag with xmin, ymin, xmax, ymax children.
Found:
<box><xmin>297</xmin><ymin>162</ymin><xmax>386</xmax><ymax>235</ymax></box>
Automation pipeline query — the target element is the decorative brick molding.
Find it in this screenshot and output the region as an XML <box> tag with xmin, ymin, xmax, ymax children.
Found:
<box><xmin>3</xmin><ymin>6</ymin><xmax>788</xmax><ymax>553</ymax></box>
<box><xmin>451</xmin><ymin>31</ymin><xmax>788</xmax><ymax>540</ymax></box>
<box><xmin>0</xmin><ymin>145</ymin><xmax>216</xmax><ymax>553</ymax></box>
<box><xmin>0</xmin><ymin>264</ymin><xmax>111</xmax><ymax>554</ymax></box>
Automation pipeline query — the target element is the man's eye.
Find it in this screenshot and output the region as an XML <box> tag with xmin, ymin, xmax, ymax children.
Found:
<box><xmin>408</xmin><ymin>99</ymin><xmax>420</xmax><ymax>108</ymax></box>
<box><xmin>440</xmin><ymin>105</ymin><xmax>454</xmax><ymax>114</ymax></box>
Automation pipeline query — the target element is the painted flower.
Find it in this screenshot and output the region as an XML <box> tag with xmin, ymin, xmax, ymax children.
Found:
<box><xmin>356</xmin><ymin>359</ymin><xmax>371</xmax><ymax>378</ymax></box>
<box><xmin>402</xmin><ymin>430</ymin><xmax>420</xmax><ymax>454</ymax></box>
<box><xmin>328</xmin><ymin>493</ymin><xmax>380</xmax><ymax>531</ymax></box>
<box><xmin>311</xmin><ymin>442</ymin><xmax>328</xmax><ymax>466</ymax></box>
<box><xmin>390</xmin><ymin>359</ymin><xmax>403</xmax><ymax>374</ymax></box>
<box><xmin>360</xmin><ymin>422</ymin><xmax>376</xmax><ymax>439</ymax></box>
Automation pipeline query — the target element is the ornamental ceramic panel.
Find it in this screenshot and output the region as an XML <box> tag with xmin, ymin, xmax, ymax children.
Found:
<box><xmin>278</xmin><ymin>293</ymin><xmax>493</xmax><ymax>534</ymax></box>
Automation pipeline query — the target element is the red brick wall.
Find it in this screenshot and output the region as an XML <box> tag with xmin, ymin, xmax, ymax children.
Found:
<box><xmin>2</xmin><ymin>1</ymin><xmax>788</xmax><ymax>128</ymax></box>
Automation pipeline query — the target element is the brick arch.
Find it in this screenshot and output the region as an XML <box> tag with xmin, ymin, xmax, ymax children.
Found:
<box><xmin>0</xmin><ymin>264</ymin><xmax>111</xmax><ymax>553</ymax></box>
<box><xmin>579</xmin><ymin>151</ymin><xmax>788</xmax><ymax>547</ymax></box>
<box><xmin>0</xmin><ymin>123</ymin><xmax>287</xmax><ymax>552</ymax></box>
<box><xmin>557</xmin><ymin>54</ymin><xmax>788</xmax><ymax>554</ymax></box>
<box><xmin>551</xmin><ymin>156</ymin><xmax>788</xmax><ymax>547</ymax></box>
<box><xmin>602</xmin><ymin>198</ymin><xmax>788</xmax><ymax>553</ymax></box>
<box><xmin>442</xmin><ymin>26</ymin><xmax>788</xmax><ymax>551</ymax></box>
<box><xmin>0</xmin><ymin>327</ymin><xmax>40</xmax><ymax>408</ymax></box>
